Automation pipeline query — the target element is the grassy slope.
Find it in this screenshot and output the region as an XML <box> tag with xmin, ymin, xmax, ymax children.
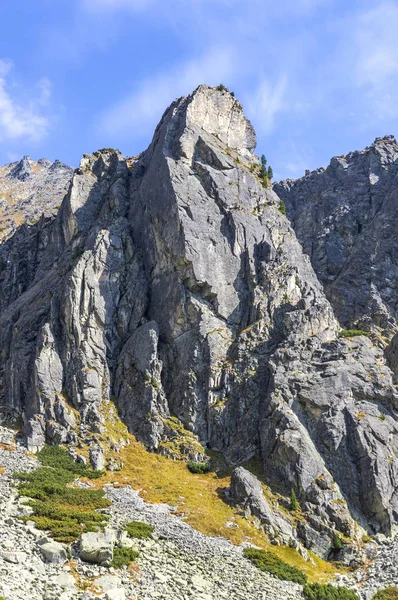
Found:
<box><xmin>84</xmin><ymin>401</ymin><xmax>344</xmax><ymax>583</ymax></box>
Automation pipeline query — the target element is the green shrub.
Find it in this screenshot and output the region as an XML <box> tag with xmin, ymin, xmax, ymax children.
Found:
<box><xmin>243</xmin><ymin>547</ymin><xmax>307</xmax><ymax>585</ymax></box>
<box><xmin>15</xmin><ymin>445</ymin><xmax>108</xmax><ymax>542</ymax></box>
<box><xmin>187</xmin><ymin>461</ymin><xmax>210</xmax><ymax>474</ymax></box>
<box><xmin>111</xmin><ymin>546</ymin><xmax>139</xmax><ymax>569</ymax></box>
<box><xmin>216</xmin><ymin>83</ymin><xmax>227</xmax><ymax>92</ymax></box>
<box><xmin>339</xmin><ymin>329</ymin><xmax>370</xmax><ymax>339</ymax></box>
<box><xmin>279</xmin><ymin>200</ymin><xmax>286</xmax><ymax>215</ymax></box>
<box><xmin>290</xmin><ymin>489</ymin><xmax>299</xmax><ymax>511</ymax></box>
<box><xmin>372</xmin><ymin>588</ymin><xmax>398</xmax><ymax>600</ymax></box>
<box><xmin>332</xmin><ymin>533</ymin><xmax>344</xmax><ymax>551</ymax></box>
<box><xmin>36</xmin><ymin>446</ymin><xmax>103</xmax><ymax>479</ymax></box>
<box><xmin>303</xmin><ymin>583</ymin><xmax>359</xmax><ymax>600</ymax></box>
<box><xmin>124</xmin><ymin>521</ymin><xmax>154</xmax><ymax>539</ymax></box>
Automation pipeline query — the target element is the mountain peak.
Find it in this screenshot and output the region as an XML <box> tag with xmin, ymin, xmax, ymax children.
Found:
<box><xmin>183</xmin><ymin>84</ymin><xmax>256</xmax><ymax>155</ymax></box>
<box><xmin>10</xmin><ymin>155</ymin><xmax>33</xmax><ymax>181</ymax></box>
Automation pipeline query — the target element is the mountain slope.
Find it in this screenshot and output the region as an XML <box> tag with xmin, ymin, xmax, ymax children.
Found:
<box><xmin>1</xmin><ymin>86</ymin><xmax>398</xmax><ymax>561</ymax></box>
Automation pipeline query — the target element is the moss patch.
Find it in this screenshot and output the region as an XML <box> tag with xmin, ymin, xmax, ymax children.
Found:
<box><xmin>110</xmin><ymin>547</ymin><xmax>139</xmax><ymax>569</ymax></box>
<box><xmin>339</xmin><ymin>329</ymin><xmax>370</xmax><ymax>338</ymax></box>
<box><xmin>124</xmin><ymin>521</ymin><xmax>154</xmax><ymax>539</ymax></box>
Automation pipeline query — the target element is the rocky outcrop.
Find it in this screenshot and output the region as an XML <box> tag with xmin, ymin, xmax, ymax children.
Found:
<box><xmin>1</xmin><ymin>85</ymin><xmax>398</xmax><ymax>555</ymax></box>
<box><xmin>229</xmin><ymin>467</ymin><xmax>295</xmax><ymax>544</ymax></box>
<box><xmin>274</xmin><ymin>136</ymin><xmax>398</xmax><ymax>343</ymax></box>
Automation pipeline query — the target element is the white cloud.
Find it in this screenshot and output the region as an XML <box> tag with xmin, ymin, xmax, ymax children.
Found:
<box><xmin>0</xmin><ymin>59</ymin><xmax>13</xmax><ymax>77</ymax></box>
<box><xmin>243</xmin><ymin>75</ymin><xmax>288</xmax><ymax>134</ymax></box>
<box><xmin>343</xmin><ymin>2</ymin><xmax>398</xmax><ymax>121</ymax></box>
<box><xmin>0</xmin><ymin>62</ymin><xmax>52</xmax><ymax>143</ymax></box>
<box><xmin>353</xmin><ymin>3</ymin><xmax>398</xmax><ymax>87</ymax></box>
<box><xmin>98</xmin><ymin>46</ymin><xmax>235</xmax><ymax>138</ymax></box>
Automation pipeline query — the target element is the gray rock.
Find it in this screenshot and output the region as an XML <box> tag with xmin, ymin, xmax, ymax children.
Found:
<box><xmin>79</xmin><ymin>530</ymin><xmax>115</xmax><ymax>566</ymax></box>
<box><xmin>89</xmin><ymin>445</ymin><xmax>105</xmax><ymax>470</ymax></box>
<box><xmin>229</xmin><ymin>467</ymin><xmax>294</xmax><ymax>543</ymax></box>
<box><xmin>274</xmin><ymin>136</ymin><xmax>398</xmax><ymax>348</ymax></box>
<box><xmin>39</xmin><ymin>541</ymin><xmax>68</xmax><ymax>565</ymax></box>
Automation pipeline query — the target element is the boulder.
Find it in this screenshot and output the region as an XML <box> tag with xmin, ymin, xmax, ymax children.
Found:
<box><xmin>78</xmin><ymin>530</ymin><xmax>114</xmax><ymax>566</ymax></box>
<box><xmin>39</xmin><ymin>541</ymin><xmax>68</xmax><ymax>565</ymax></box>
<box><xmin>230</xmin><ymin>467</ymin><xmax>294</xmax><ymax>543</ymax></box>
<box><xmin>89</xmin><ymin>445</ymin><xmax>105</xmax><ymax>471</ymax></box>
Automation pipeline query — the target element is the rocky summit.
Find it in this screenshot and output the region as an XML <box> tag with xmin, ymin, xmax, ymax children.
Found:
<box><xmin>0</xmin><ymin>156</ymin><xmax>73</xmax><ymax>242</ymax></box>
<box><xmin>1</xmin><ymin>84</ymin><xmax>398</xmax><ymax>599</ymax></box>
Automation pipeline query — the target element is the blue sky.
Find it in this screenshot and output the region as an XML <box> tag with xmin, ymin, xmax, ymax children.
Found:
<box><xmin>0</xmin><ymin>0</ymin><xmax>398</xmax><ymax>179</ymax></box>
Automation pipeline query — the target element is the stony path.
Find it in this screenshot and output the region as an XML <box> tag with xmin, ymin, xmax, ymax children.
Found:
<box><xmin>0</xmin><ymin>428</ymin><xmax>303</xmax><ymax>600</ymax></box>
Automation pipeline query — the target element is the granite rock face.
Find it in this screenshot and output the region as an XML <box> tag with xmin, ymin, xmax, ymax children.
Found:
<box><xmin>1</xmin><ymin>86</ymin><xmax>398</xmax><ymax>556</ymax></box>
<box><xmin>274</xmin><ymin>136</ymin><xmax>398</xmax><ymax>343</ymax></box>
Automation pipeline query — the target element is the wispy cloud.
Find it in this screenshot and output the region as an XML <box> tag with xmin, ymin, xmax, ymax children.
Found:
<box><xmin>0</xmin><ymin>61</ymin><xmax>52</xmax><ymax>143</ymax></box>
<box><xmin>336</xmin><ymin>2</ymin><xmax>398</xmax><ymax>122</ymax></box>
<box><xmin>243</xmin><ymin>75</ymin><xmax>288</xmax><ymax>134</ymax></box>
<box><xmin>98</xmin><ymin>46</ymin><xmax>235</xmax><ymax>139</ymax></box>
<box><xmin>353</xmin><ymin>2</ymin><xmax>398</xmax><ymax>87</ymax></box>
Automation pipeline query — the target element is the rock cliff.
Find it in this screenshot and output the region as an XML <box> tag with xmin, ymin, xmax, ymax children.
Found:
<box><xmin>274</xmin><ymin>136</ymin><xmax>398</xmax><ymax>339</ymax></box>
<box><xmin>1</xmin><ymin>86</ymin><xmax>398</xmax><ymax>559</ymax></box>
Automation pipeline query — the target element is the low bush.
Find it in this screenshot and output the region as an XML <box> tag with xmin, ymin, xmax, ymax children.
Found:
<box><xmin>124</xmin><ymin>521</ymin><xmax>154</xmax><ymax>539</ymax></box>
<box><xmin>15</xmin><ymin>445</ymin><xmax>109</xmax><ymax>542</ymax></box>
<box><xmin>372</xmin><ymin>588</ymin><xmax>398</xmax><ymax>600</ymax></box>
<box><xmin>187</xmin><ymin>461</ymin><xmax>210</xmax><ymax>474</ymax></box>
<box><xmin>35</xmin><ymin>446</ymin><xmax>103</xmax><ymax>479</ymax></box>
<box><xmin>331</xmin><ymin>534</ymin><xmax>344</xmax><ymax>551</ymax></box>
<box><xmin>303</xmin><ymin>584</ymin><xmax>359</xmax><ymax>600</ymax></box>
<box><xmin>243</xmin><ymin>547</ymin><xmax>307</xmax><ymax>585</ymax></box>
<box><xmin>339</xmin><ymin>329</ymin><xmax>370</xmax><ymax>339</ymax></box>
<box><xmin>111</xmin><ymin>546</ymin><xmax>139</xmax><ymax>569</ymax></box>
<box><xmin>279</xmin><ymin>200</ymin><xmax>287</xmax><ymax>215</ymax></box>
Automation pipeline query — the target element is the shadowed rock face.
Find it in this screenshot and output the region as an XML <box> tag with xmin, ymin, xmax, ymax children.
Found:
<box><xmin>1</xmin><ymin>86</ymin><xmax>398</xmax><ymax>552</ymax></box>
